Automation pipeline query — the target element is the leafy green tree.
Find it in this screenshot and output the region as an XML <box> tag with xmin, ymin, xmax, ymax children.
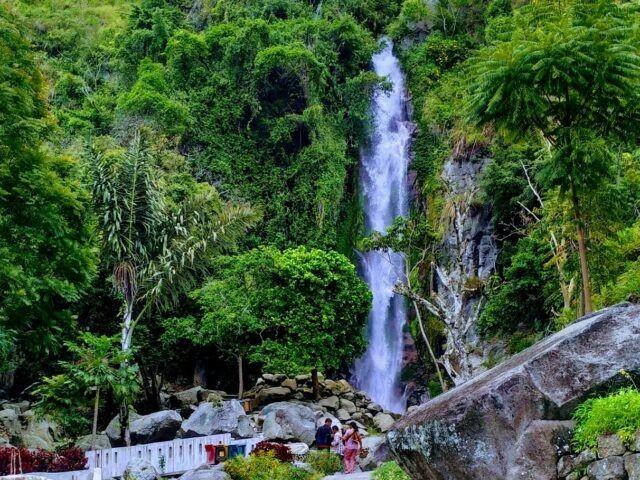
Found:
<box><xmin>162</xmin><ymin>251</ymin><xmax>270</xmax><ymax>398</ymax></box>
<box><xmin>247</xmin><ymin>247</ymin><xmax>371</xmax><ymax>397</ymax></box>
<box><xmin>91</xmin><ymin>129</ymin><xmax>258</xmax><ymax>442</ymax></box>
<box><xmin>468</xmin><ymin>0</ymin><xmax>640</xmax><ymax>313</ymax></box>
<box><xmin>167</xmin><ymin>246</ymin><xmax>371</xmax><ymax>399</ymax></box>
<box><xmin>35</xmin><ymin>332</ymin><xmax>139</xmax><ymax>442</ymax></box>
<box><xmin>0</xmin><ymin>3</ymin><xmax>95</xmax><ymax>375</ymax></box>
<box><xmin>479</xmin><ymin>236</ymin><xmax>561</xmax><ymax>334</ymax></box>
<box><xmin>118</xmin><ymin>59</ymin><xmax>190</xmax><ymax>135</ymax></box>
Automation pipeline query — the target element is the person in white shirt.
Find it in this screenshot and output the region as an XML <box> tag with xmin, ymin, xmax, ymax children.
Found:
<box><xmin>331</xmin><ymin>425</ymin><xmax>343</xmax><ymax>457</ymax></box>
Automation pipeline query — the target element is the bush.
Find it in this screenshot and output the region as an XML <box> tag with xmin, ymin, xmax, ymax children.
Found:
<box><xmin>373</xmin><ymin>461</ymin><xmax>410</xmax><ymax>480</ymax></box>
<box><xmin>572</xmin><ymin>387</ymin><xmax>640</xmax><ymax>450</ymax></box>
<box><xmin>0</xmin><ymin>447</ymin><xmax>87</xmax><ymax>475</ymax></box>
<box><xmin>224</xmin><ymin>452</ymin><xmax>319</xmax><ymax>480</ymax></box>
<box><xmin>306</xmin><ymin>450</ymin><xmax>342</xmax><ymax>475</ymax></box>
<box><xmin>251</xmin><ymin>441</ymin><xmax>293</xmax><ymax>463</ymax></box>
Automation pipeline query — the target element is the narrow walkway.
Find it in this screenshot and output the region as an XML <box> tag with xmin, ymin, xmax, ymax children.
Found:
<box><xmin>322</xmin><ymin>472</ymin><xmax>372</xmax><ymax>480</ymax></box>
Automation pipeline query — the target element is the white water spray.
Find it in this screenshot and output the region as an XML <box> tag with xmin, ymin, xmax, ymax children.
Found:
<box><xmin>352</xmin><ymin>39</ymin><xmax>410</xmax><ymax>413</ymax></box>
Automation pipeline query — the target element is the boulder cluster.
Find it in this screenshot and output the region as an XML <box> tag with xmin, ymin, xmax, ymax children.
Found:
<box><xmin>558</xmin><ymin>433</ymin><xmax>640</xmax><ymax>480</ymax></box>
<box><xmin>0</xmin><ymin>400</ymin><xmax>59</xmax><ymax>450</ymax></box>
<box><xmin>244</xmin><ymin>373</ymin><xmax>399</xmax><ymax>434</ymax></box>
<box><xmin>99</xmin><ymin>396</ymin><xmax>257</xmax><ymax>449</ymax></box>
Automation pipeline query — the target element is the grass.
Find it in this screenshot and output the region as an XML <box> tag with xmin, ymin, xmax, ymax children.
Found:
<box><xmin>572</xmin><ymin>387</ymin><xmax>640</xmax><ymax>450</ymax></box>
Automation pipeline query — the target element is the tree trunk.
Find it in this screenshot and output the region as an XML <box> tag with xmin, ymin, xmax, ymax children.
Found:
<box><xmin>119</xmin><ymin>297</ymin><xmax>134</xmax><ymax>446</ymax></box>
<box><xmin>237</xmin><ymin>355</ymin><xmax>244</xmax><ymax>399</ymax></box>
<box><xmin>121</xmin><ymin>297</ymin><xmax>134</xmax><ymax>353</ymax></box>
<box><xmin>119</xmin><ymin>403</ymin><xmax>130</xmax><ymax>447</ymax></box>
<box><xmin>571</xmin><ymin>187</ymin><xmax>592</xmax><ymax>314</ymax></box>
<box><xmin>412</xmin><ymin>300</ymin><xmax>447</xmax><ymax>393</ymax></box>
<box><xmin>91</xmin><ymin>387</ymin><xmax>100</xmax><ymax>451</ymax></box>
<box><xmin>311</xmin><ymin>368</ymin><xmax>320</xmax><ymax>400</ymax></box>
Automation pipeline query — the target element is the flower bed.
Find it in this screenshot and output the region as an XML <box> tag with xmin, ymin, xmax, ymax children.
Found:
<box><xmin>0</xmin><ymin>447</ymin><xmax>87</xmax><ymax>476</ymax></box>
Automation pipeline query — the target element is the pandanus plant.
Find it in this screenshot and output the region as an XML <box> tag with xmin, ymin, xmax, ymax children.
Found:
<box><xmin>92</xmin><ymin>128</ymin><xmax>258</xmax><ymax>444</ymax></box>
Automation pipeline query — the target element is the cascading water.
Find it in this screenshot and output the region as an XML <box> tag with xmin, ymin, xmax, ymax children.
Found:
<box><xmin>352</xmin><ymin>39</ymin><xmax>411</xmax><ymax>414</ymax></box>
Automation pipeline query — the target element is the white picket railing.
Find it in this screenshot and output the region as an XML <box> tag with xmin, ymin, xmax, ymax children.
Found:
<box><xmin>0</xmin><ymin>436</ymin><xmax>263</xmax><ymax>480</ymax></box>
<box><xmin>84</xmin><ymin>435</ymin><xmax>263</xmax><ymax>479</ymax></box>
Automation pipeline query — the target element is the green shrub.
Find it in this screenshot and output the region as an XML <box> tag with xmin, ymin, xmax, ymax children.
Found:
<box><xmin>306</xmin><ymin>451</ymin><xmax>342</xmax><ymax>475</ymax></box>
<box><xmin>224</xmin><ymin>452</ymin><xmax>320</xmax><ymax>480</ymax></box>
<box><xmin>373</xmin><ymin>461</ymin><xmax>410</xmax><ymax>480</ymax></box>
<box><xmin>572</xmin><ymin>388</ymin><xmax>640</xmax><ymax>450</ymax></box>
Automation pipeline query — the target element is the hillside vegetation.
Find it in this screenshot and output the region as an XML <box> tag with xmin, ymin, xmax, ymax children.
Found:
<box><xmin>1</xmin><ymin>0</ymin><xmax>640</xmax><ymax>444</ymax></box>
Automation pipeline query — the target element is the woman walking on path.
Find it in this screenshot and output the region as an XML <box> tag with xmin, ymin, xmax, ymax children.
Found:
<box><xmin>342</xmin><ymin>422</ymin><xmax>362</xmax><ymax>473</ymax></box>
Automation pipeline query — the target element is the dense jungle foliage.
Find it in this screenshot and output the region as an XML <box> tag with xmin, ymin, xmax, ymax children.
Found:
<box><xmin>2</xmin><ymin>0</ymin><xmax>640</xmax><ymax>442</ymax></box>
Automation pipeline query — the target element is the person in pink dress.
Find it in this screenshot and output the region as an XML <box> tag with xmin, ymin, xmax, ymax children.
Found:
<box><xmin>342</xmin><ymin>422</ymin><xmax>362</xmax><ymax>473</ymax></box>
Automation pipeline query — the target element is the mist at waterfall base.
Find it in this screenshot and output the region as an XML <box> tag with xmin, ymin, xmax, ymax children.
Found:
<box><xmin>351</xmin><ymin>39</ymin><xmax>411</xmax><ymax>414</ymax></box>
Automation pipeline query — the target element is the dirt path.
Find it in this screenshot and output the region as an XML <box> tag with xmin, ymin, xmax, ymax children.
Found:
<box><xmin>322</xmin><ymin>472</ymin><xmax>372</xmax><ymax>480</ymax></box>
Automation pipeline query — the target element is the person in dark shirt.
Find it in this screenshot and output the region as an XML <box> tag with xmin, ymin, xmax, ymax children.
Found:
<box><xmin>315</xmin><ymin>418</ymin><xmax>333</xmax><ymax>449</ymax></box>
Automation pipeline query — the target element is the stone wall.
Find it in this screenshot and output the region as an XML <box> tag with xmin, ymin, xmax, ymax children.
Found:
<box><xmin>558</xmin><ymin>432</ymin><xmax>640</xmax><ymax>480</ymax></box>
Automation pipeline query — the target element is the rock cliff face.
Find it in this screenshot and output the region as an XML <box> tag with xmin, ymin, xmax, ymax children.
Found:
<box><xmin>435</xmin><ymin>148</ymin><xmax>498</xmax><ymax>384</ymax></box>
<box><xmin>386</xmin><ymin>303</ymin><xmax>640</xmax><ymax>480</ymax></box>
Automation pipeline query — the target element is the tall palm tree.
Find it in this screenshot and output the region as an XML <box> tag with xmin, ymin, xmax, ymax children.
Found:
<box><xmin>92</xmin><ymin>129</ymin><xmax>258</xmax><ymax>443</ymax></box>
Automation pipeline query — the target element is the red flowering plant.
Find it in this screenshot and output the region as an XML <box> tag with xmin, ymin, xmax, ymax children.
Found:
<box><xmin>0</xmin><ymin>446</ymin><xmax>87</xmax><ymax>475</ymax></box>
<box><xmin>250</xmin><ymin>441</ymin><xmax>293</xmax><ymax>463</ymax></box>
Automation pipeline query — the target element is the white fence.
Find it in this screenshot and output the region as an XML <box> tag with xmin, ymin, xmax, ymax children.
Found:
<box><xmin>84</xmin><ymin>435</ymin><xmax>263</xmax><ymax>478</ymax></box>
<box><xmin>2</xmin><ymin>468</ymin><xmax>98</xmax><ymax>480</ymax></box>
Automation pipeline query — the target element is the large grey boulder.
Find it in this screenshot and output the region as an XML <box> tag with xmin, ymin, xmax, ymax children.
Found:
<box><xmin>180</xmin><ymin>401</ymin><xmax>245</xmax><ymax>437</ymax></box>
<box><xmin>588</xmin><ymin>456</ymin><xmax>625</xmax><ymax>480</ymax></box>
<box><xmin>387</xmin><ymin>303</ymin><xmax>640</xmax><ymax>480</ymax></box>
<box><xmin>625</xmin><ymin>453</ymin><xmax>640</xmax><ymax>480</ymax></box>
<box><xmin>0</xmin><ymin>409</ymin><xmax>21</xmax><ymax>440</ymax></box>
<box><xmin>178</xmin><ymin>464</ymin><xmax>230</xmax><ymax>480</ymax></box>
<box><xmin>319</xmin><ymin>396</ymin><xmax>340</xmax><ymax>411</ymax></box>
<box><xmin>106</xmin><ymin>411</ymin><xmax>142</xmax><ymax>446</ymax></box>
<box><xmin>373</xmin><ymin>413</ymin><xmax>394</xmax><ymax>433</ymax></box>
<box><xmin>256</xmin><ymin>387</ymin><xmax>291</xmax><ymax>405</ymax></box>
<box><xmin>171</xmin><ymin>387</ymin><xmax>203</xmax><ymax>408</ymax></box>
<box><xmin>598</xmin><ymin>434</ymin><xmax>625</xmax><ymax>458</ymax></box>
<box><xmin>261</xmin><ymin>402</ymin><xmax>316</xmax><ymax>445</ymax></box>
<box><xmin>124</xmin><ymin>458</ymin><xmax>160</xmax><ymax>480</ymax></box>
<box><xmin>21</xmin><ymin>411</ymin><xmax>59</xmax><ymax>450</ymax></box>
<box><xmin>234</xmin><ymin>415</ymin><xmax>256</xmax><ymax>439</ymax></box>
<box><xmin>75</xmin><ymin>433</ymin><xmax>112</xmax><ymax>451</ymax></box>
<box><xmin>358</xmin><ymin>436</ymin><xmax>390</xmax><ymax>471</ymax></box>
<box><xmin>130</xmin><ymin>410</ymin><xmax>182</xmax><ymax>444</ymax></box>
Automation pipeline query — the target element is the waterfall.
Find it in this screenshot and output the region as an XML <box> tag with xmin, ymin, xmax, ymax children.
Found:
<box><xmin>352</xmin><ymin>39</ymin><xmax>411</xmax><ymax>414</ymax></box>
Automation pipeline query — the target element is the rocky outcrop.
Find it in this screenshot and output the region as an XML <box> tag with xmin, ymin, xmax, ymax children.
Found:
<box><xmin>178</xmin><ymin>464</ymin><xmax>230</xmax><ymax>480</ymax></box>
<box><xmin>124</xmin><ymin>458</ymin><xmax>160</xmax><ymax>480</ymax></box>
<box><xmin>434</xmin><ymin>149</ymin><xmax>499</xmax><ymax>384</ymax></box>
<box><xmin>75</xmin><ymin>433</ymin><xmax>111</xmax><ymax>451</ymax></box>
<box><xmin>261</xmin><ymin>402</ymin><xmax>317</xmax><ymax>445</ymax></box>
<box><xmin>387</xmin><ymin>303</ymin><xmax>640</xmax><ymax>480</ymax></box>
<box><xmin>180</xmin><ymin>401</ymin><xmax>247</xmax><ymax>438</ymax></box>
<box><xmin>0</xmin><ymin>401</ymin><xmax>61</xmax><ymax>449</ymax></box>
<box><xmin>0</xmin><ymin>409</ymin><xmax>21</xmax><ymax>443</ymax></box>
<box><xmin>245</xmin><ymin>375</ymin><xmax>397</xmax><ymax>432</ymax></box>
<box><xmin>130</xmin><ymin>410</ymin><xmax>182</xmax><ymax>444</ymax></box>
